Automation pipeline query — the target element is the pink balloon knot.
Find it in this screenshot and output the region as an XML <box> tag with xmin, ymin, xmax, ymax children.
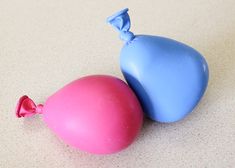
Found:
<box><xmin>16</xmin><ymin>95</ymin><xmax>44</xmax><ymax>118</ymax></box>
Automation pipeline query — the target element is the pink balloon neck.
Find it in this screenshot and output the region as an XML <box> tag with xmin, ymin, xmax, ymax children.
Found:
<box><xmin>16</xmin><ymin>95</ymin><xmax>44</xmax><ymax>118</ymax></box>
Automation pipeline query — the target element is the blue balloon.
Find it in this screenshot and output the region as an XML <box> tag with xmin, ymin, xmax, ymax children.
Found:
<box><xmin>107</xmin><ymin>8</ymin><xmax>209</xmax><ymax>123</ymax></box>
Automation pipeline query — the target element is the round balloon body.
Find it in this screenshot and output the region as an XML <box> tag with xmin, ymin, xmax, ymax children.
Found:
<box><xmin>120</xmin><ymin>35</ymin><xmax>209</xmax><ymax>123</ymax></box>
<box><xmin>16</xmin><ymin>75</ymin><xmax>143</xmax><ymax>154</ymax></box>
<box><xmin>107</xmin><ymin>8</ymin><xmax>209</xmax><ymax>123</ymax></box>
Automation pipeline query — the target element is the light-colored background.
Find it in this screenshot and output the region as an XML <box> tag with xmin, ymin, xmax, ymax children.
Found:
<box><xmin>1</xmin><ymin>0</ymin><xmax>235</xmax><ymax>167</ymax></box>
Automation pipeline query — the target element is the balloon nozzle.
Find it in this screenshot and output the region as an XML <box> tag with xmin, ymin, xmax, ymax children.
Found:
<box><xmin>16</xmin><ymin>95</ymin><xmax>43</xmax><ymax>118</ymax></box>
<box><xmin>107</xmin><ymin>8</ymin><xmax>135</xmax><ymax>43</ymax></box>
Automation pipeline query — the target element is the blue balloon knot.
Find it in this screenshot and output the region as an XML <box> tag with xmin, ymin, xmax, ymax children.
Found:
<box><xmin>120</xmin><ymin>31</ymin><xmax>135</xmax><ymax>42</ymax></box>
<box><xmin>107</xmin><ymin>8</ymin><xmax>135</xmax><ymax>42</ymax></box>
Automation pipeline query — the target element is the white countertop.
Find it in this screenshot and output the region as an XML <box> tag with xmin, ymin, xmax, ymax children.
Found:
<box><xmin>1</xmin><ymin>0</ymin><xmax>235</xmax><ymax>167</ymax></box>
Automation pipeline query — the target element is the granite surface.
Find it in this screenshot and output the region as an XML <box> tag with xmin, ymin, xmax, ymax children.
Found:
<box><xmin>1</xmin><ymin>0</ymin><xmax>235</xmax><ymax>167</ymax></box>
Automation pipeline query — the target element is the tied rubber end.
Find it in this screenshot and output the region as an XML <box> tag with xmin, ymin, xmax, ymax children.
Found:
<box><xmin>16</xmin><ymin>95</ymin><xmax>43</xmax><ymax>118</ymax></box>
<box><xmin>107</xmin><ymin>8</ymin><xmax>135</xmax><ymax>42</ymax></box>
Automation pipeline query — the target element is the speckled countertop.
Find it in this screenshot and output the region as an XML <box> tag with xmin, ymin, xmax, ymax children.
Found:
<box><xmin>1</xmin><ymin>0</ymin><xmax>235</xmax><ymax>167</ymax></box>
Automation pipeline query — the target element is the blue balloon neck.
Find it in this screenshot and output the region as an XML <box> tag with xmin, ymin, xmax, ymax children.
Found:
<box><xmin>107</xmin><ymin>8</ymin><xmax>135</xmax><ymax>43</ymax></box>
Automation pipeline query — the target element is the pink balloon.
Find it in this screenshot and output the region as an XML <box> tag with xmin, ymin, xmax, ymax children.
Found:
<box><xmin>16</xmin><ymin>75</ymin><xmax>143</xmax><ymax>154</ymax></box>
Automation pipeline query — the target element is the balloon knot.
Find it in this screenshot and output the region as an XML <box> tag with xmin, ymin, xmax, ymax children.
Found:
<box><xmin>16</xmin><ymin>95</ymin><xmax>43</xmax><ymax>118</ymax></box>
<box><xmin>120</xmin><ymin>31</ymin><xmax>135</xmax><ymax>42</ymax></box>
<box><xmin>107</xmin><ymin>8</ymin><xmax>135</xmax><ymax>43</ymax></box>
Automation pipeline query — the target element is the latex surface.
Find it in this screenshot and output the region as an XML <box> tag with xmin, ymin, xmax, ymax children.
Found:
<box><xmin>108</xmin><ymin>9</ymin><xmax>209</xmax><ymax>122</ymax></box>
<box><xmin>16</xmin><ymin>75</ymin><xmax>143</xmax><ymax>154</ymax></box>
<box><xmin>43</xmin><ymin>75</ymin><xmax>143</xmax><ymax>154</ymax></box>
<box><xmin>121</xmin><ymin>35</ymin><xmax>209</xmax><ymax>122</ymax></box>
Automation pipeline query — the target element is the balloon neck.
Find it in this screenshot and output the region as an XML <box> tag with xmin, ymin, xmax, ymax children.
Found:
<box><xmin>120</xmin><ymin>31</ymin><xmax>135</xmax><ymax>43</ymax></box>
<box><xmin>107</xmin><ymin>8</ymin><xmax>135</xmax><ymax>43</ymax></box>
<box><xmin>16</xmin><ymin>95</ymin><xmax>44</xmax><ymax>118</ymax></box>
